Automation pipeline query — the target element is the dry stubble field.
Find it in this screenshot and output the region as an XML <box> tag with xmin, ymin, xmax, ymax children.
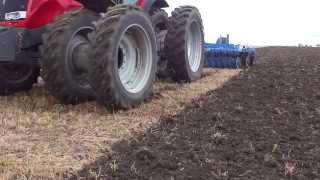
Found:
<box><xmin>0</xmin><ymin>66</ymin><xmax>240</xmax><ymax>179</ymax></box>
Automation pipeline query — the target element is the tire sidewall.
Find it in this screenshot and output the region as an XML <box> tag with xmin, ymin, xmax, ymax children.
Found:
<box><xmin>109</xmin><ymin>11</ymin><xmax>157</xmax><ymax>103</ymax></box>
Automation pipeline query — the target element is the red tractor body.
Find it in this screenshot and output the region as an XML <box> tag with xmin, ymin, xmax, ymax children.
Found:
<box><xmin>0</xmin><ymin>0</ymin><xmax>83</xmax><ymax>28</ymax></box>
<box><xmin>0</xmin><ymin>0</ymin><xmax>86</xmax><ymax>63</ymax></box>
<box><xmin>0</xmin><ymin>0</ymin><xmax>167</xmax><ymax>62</ymax></box>
<box><xmin>0</xmin><ymin>0</ymin><xmax>160</xmax><ymax>29</ymax></box>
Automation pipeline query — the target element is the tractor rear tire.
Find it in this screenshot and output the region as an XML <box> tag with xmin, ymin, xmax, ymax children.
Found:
<box><xmin>165</xmin><ymin>6</ymin><xmax>205</xmax><ymax>82</ymax></box>
<box><xmin>151</xmin><ymin>8</ymin><xmax>168</xmax><ymax>32</ymax></box>
<box><xmin>41</xmin><ymin>10</ymin><xmax>99</xmax><ymax>104</ymax></box>
<box><xmin>150</xmin><ymin>8</ymin><xmax>170</xmax><ymax>79</ymax></box>
<box><xmin>89</xmin><ymin>5</ymin><xmax>157</xmax><ymax>109</ymax></box>
<box><xmin>0</xmin><ymin>62</ymin><xmax>39</xmax><ymax>95</ymax></box>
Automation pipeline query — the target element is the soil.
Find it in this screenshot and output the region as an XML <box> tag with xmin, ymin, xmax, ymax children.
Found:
<box><xmin>73</xmin><ymin>47</ymin><xmax>320</xmax><ymax>180</ymax></box>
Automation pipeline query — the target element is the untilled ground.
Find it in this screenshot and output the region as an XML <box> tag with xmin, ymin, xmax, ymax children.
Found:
<box><xmin>73</xmin><ymin>47</ymin><xmax>320</xmax><ymax>180</ymax></box>
<box><xmin>0</xmin><ymin>67</ymin><xmax>240</xmax><ymax>179</ymax></box>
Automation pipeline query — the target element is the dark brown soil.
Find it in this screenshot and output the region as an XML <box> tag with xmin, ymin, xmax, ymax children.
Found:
<box><xmin>72</xmin><ymin>47</ymin><xmax>320</xmax><ymax>180</ymax></box>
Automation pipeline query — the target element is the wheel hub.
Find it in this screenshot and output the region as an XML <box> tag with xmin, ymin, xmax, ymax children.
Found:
<box><xmin>71</xmin><ymin>37</ymin><xmax>92</xmax><ymax>73</ymax></box>
<box><xmin>66</xmin><ymin>27</ymin><xmax>93</xmax><ymax>88</ymax></box>
<box><xmin>117</xmin><ymin>24</ymin><xmax>153</xmax><ymax>94</ymax></box>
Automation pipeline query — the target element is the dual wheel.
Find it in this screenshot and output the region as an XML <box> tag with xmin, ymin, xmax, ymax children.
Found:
<box><xmin>41</xmin><ymin>5</ymin><xmax>205</xmax><ymax>109</ymax></box>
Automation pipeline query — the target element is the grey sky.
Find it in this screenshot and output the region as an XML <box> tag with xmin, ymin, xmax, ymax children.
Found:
<box><xmin>165</xmin><ymin>0</ymin><xmax>320</xmax><ymax>46</ymax></box>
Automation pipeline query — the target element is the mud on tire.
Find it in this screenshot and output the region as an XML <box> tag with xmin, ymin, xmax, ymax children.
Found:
<box><xmin>151</xmin><ymin>8</ymin><xmax>168</xmax><ymax>31</ymax></box>
<box><xmin>150</xmin><ymin>8</ymin><xmax>171</xmax><ymax>79</ymax></box>
<box><xmin>151</xmin><ymin>8</ymin><xmax>168</xmax><ymax>59</ymax></box>
<box><xmin>41</xmin><ymin>10</ymin><xmax>99</xmax><ymax>104</ymax></box>
<box><xmin>90</xmin><ymin>5</ymin><xmax>157</xmax><ymax>109</ymax></box>
<box><xmin>165</xmin><ymin>6</ymin><xmax>205</xmax><ymax>82</ymax></box>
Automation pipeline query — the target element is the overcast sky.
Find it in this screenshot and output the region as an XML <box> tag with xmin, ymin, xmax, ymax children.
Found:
<box><xmin>165</xmin><ymin>0</ymin><xmax>320</xmax><ymax>46</ymax></box>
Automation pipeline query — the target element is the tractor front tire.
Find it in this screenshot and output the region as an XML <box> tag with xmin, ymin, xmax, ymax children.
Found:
<box><xmin>0</xmin><ymin>62</ymin><xmax>39</xmax><ymax>95</ymax></box>
<box><xmin>89</xmin><ymin>5</ymin><xmax>157</xmax><ymax>109</ymax></box>
<box><xmin>41</xmin><ymin>10</ymin><xmax>99</xmax><ymax>104</ymax></box>
<box><xmin>165</xmin><ymin>6</ymin><xmax>205</xmax><ymax>82</ymax></box>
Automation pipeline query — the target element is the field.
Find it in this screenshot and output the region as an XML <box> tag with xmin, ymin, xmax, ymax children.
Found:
<box><xmin>1</xmin><ymin>47</ymin><xmax>320</xmax><ymax>179</ymax></box>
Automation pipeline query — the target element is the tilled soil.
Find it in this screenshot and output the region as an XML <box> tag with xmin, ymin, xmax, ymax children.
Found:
<box><xmin>74</xmin><ymin>47</ymin><xmax>320</xmax><ymax>180</ymax></box>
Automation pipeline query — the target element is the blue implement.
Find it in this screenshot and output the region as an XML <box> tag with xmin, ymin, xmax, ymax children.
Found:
<box><xmin>205</xmin><ymin>35</ymin><xmax>256</xmax><ymax>69</ymax></box>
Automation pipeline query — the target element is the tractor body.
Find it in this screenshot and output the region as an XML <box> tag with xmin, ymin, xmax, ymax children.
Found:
<box><xmin>0</xmin><ymin>0</ymin><xmax>82</xmax><ymax>65</ymax></box>
<box><xmin>0</xmin><ymin>0</ymin><xmax>168</xmax><ymax>64</ymax></box>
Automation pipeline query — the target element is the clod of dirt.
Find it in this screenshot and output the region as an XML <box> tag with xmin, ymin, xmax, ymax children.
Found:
<box><xmin>134</xmin><ymin>147</ymin><xmax>158</xmax><ymax>161</ymax></box>
<box><xmin>264</xmin><ymin>153</ymin><xmax>278</xmax><ymax>167</ymax></box>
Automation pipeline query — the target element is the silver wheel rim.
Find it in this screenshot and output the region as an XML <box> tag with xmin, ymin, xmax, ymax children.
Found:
<box><xmin>117</xmin><ymin>24</ymin><xmax>153</xmax><ymax>94</ymax></box>
<box><xmin>66</xmin><ymin>26</ymin><xmax>93</xmax><ymax>89</ymax></box>
<box><xmin>187</xmin><ymin>21</ymin><xmax>203</xmax><ymax>73</ymax></box>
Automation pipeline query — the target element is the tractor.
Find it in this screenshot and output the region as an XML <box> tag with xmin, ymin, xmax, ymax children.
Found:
<box><xmin>0</xmin><ymin>0</ymin><xmax>204</xmax><ymax>109</ymax></box>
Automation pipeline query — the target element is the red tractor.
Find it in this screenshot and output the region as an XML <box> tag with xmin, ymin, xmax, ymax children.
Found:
<box><xmin>0</xmin><ymin>0</ymin><xmax>204</xmax><ymax>109</ymax></box>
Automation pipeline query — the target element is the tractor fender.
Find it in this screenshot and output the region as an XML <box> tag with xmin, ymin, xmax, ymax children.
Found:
<box><xmin>142</xmin><ymin>0</ymin><xmax>169</xmax><ymax>12</ymax></box>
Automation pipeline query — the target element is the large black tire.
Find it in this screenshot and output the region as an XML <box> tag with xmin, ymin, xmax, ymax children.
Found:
<box><xmin>151</xmin><ymin>8</ymin><xmax>168</xmax><ymax>32</ymax></box>
<box><xmin>151</xmin><ymin>8</ymin><xmax>168</xmax><ymax>59</ymax></box>
<box><xmin>41</xmin><ymin>10</ymin><xmax>99</xmax><ymax>104</ymax></box>
<box><xmin>0</xmin><ymin>62</ymin><xmax>39</xmax><ymax>95</ymax></box>
<box><xmin>150</xmin><ymin>8</ymin><xmax>170</xmax><ymax>78</ymax></box>
<box><xmin>165</xmin><ymin>6</ymin><xmax>205</xmax><ymax>82</ymax></box>
<box><xmin>90</xmin><ymin>5</ymin><xmax>157</xmax><ymax>109</ymax></box>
